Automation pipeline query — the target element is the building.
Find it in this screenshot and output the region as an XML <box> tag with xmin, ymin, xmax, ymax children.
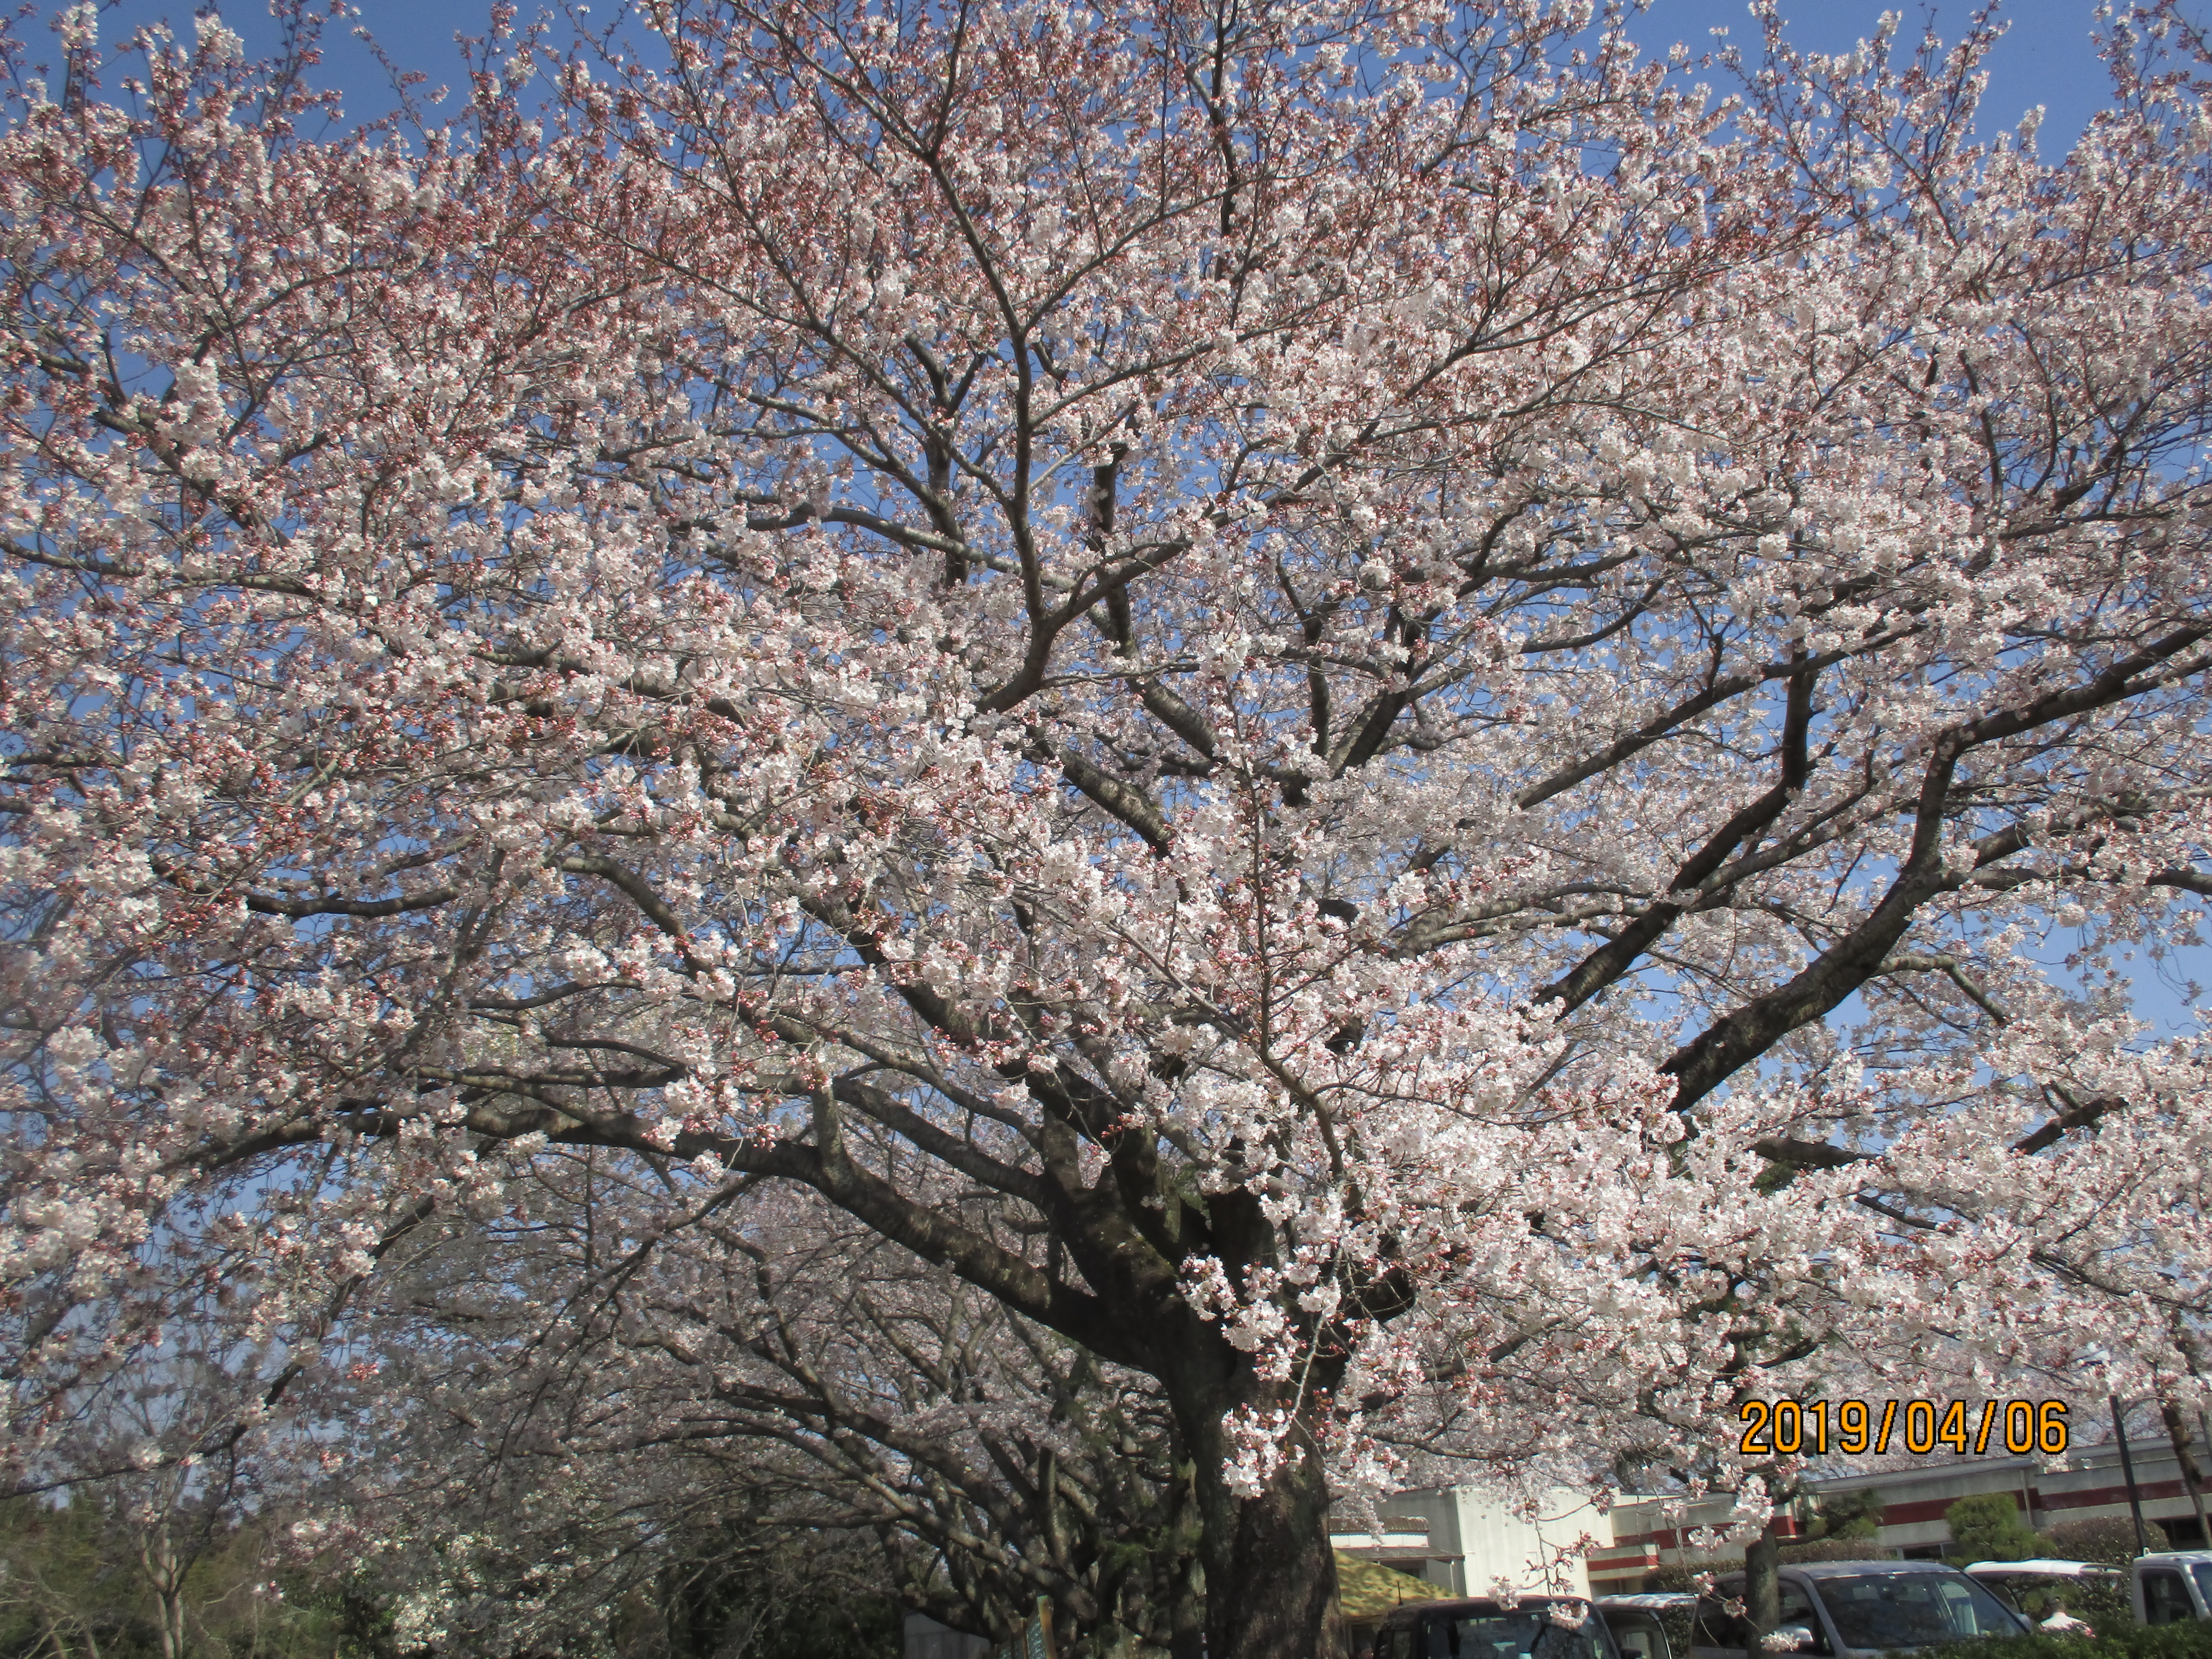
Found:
<box><xmin>1330</xmin><ymin>1486</ymin><xmax>1614</xmax><ymax>1596</ymax></box>
<box><xmin>1333</xmin><ymin>1434</ymin><xmax>2209</xmax><ymax>1598</ymax></box>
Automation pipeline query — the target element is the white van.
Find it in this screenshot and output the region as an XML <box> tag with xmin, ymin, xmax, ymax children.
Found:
<box><xmin>2133</xmin><ymin>1551</ymin><xmax>2212</xmax><ymax>1625</ymax></box>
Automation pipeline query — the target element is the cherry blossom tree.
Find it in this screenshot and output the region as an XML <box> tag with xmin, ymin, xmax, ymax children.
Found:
<box><xmin>5</xmin><ymin>0</ymin><xmax>2212</xmax><ymax>1653</ymax></box>
<box><xmin>342</xmin><ymin>1170</ymin><xmax>1206</xmax><ymax>1656</ymax></box>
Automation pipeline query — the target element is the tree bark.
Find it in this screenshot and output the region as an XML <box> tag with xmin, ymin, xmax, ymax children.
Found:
<box><xmin>1168</xmin><ymin>1550</ymin><xmax>1207</xmax><ymax>1659</ymax></box>
<box><xmin>2161</xmin><ymin>1400</ymin><xmax>2212</xmax><ymax>1547</ymax></box>
<box><xmin>1172</xmin><ymin>1368</ymin><xmax>1344</xmax><ymax>1659</ymax></box>
<box><xmin>1742</xmin><ymin>1522</ymin><xmax>1781</xmax><ymax>1659</ymax></box>
<box><xmin>136</xmin><ymin>1519</ymin><xmax>185</xmax><ymax>1659</ymax></box>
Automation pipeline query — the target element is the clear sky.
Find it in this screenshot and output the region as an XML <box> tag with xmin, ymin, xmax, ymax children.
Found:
<box><xmin>61</xmin><ymin>0</ymin><xmax>2202</xmax><ymax>155</ymax></box>
<box><xmin>1638</xmin><ymin>0</ymin><xmax>2172</xmax><ymax>153</ymax></box>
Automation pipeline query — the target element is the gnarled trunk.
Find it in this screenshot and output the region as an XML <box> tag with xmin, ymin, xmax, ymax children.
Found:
<box><xmin>1170</xmin><ymin>1353</ymin><xmax>1344</xmax><ymax>1659</ymax></box>
<box><xmin>1197</xmin><ymin>1442</ymin><xmax>1341</xmax><ymax>1659</ymax></box>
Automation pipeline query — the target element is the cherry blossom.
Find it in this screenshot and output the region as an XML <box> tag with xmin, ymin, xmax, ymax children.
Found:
<box><xmin>1</xmin><ymin>0</ymin><xmax>2209</xmax><ymax>1653</ymax></box>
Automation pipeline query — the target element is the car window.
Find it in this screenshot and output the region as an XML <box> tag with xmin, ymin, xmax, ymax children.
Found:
<box><xmin>1969</xmin><ymin>1577</ymin><xmax>2024</xmax><ymax>1614</ymax></box>
<box><xmin>1605</xmin><ymin>1613</ymin><xmax>1664</xmax><ymax>1659</ymax></box>
<box><xmin>1692</xmin><ymin>1598</ymin><xmax>1749</xmax><ymax>1653</ymax></box>
<box><xmin>1421</xmin><ymin>1606</ymin><xmax>1613</xmax><ymax>1659</ymax></box>
<box><xmin>1612</xmin><ymin>1627</ymin><xmax>1656</xmax><ymax>1659</ymax></box>
<box><xmin>1778</xmin><ymin>1585</ymin><xmax>1829</xmax><ymax>1654</ymax></box>
<box><xmin>1687</xmin><ymin>1587</ymin><xmax>1826</xmax><ymax>1655</ymax></box>
<box><xmin>1809</xmin><ymin>1573</ymin><xmax>2021</xmax><ymax>1649</ymax></box>
<box><xmin>2142</xmin><ymin>1570</ymin><xmax>2194</xmax><ymax>1626</ymax></box>
<box><xmin>2191</xmin><ymin>1565</ymin><xmax>2212</xmax><ymax>1616</ymax></box>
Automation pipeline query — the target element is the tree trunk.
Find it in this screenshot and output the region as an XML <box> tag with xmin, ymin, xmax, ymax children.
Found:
<box><xmin>1175</xmin><ymin>1377</ymin><xmax>1344</xmax><ymax>1659</ymax></box>
<box><xmin>137</xmin><ymin>1520</ymin><xmax>185</xmax><ymax>1659</ymax></box>
<box><xmin>1162</xmin><ymin>1443</ymin><xmax>1208</xmax><ymax>1659</ymax></box>
<box><xmin>1167</xmin><ymin>1551</ymin><xmax>1206</xmax><ymax>1659</ymax></box>
<box><xmin>2161</xmin><ymin>1400</ymin><xmax>2212</xmax><ymax>1546</ymax></box>
<box><xmin>1741</xmin><ymin>1522</ymin><xmax>1781</xmax><ymax>1659</ymax></box>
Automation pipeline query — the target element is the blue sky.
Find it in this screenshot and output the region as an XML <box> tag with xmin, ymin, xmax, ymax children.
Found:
<box><xmin>1640</xmin><ymin>0</ymin><xmax>2173</xmax><ymax>152</ymax></box>
<box><xmin>66</xmin><ymin>0</ymin><xmax>2198</xmax><ymax>155</ymax></box>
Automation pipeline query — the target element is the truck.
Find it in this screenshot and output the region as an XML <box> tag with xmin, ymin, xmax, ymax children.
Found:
<box><xmin>2133</xmin><ymin>1551</ymin><xmax>2212</xmax><ymax>1626</ymax></box>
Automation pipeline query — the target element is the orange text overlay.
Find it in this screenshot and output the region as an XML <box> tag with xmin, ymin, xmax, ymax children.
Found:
<box><xmin>1738</xmin><ymin>1399</ymin><xmax>2069</xmax><ymax>1458</ymax></box>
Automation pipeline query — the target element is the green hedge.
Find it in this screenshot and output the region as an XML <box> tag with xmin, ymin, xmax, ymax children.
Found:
<box><xmin>1923</xmin><ymin>1623</ymin><xmax>2212</xmax><ymax>1659</ymax></box>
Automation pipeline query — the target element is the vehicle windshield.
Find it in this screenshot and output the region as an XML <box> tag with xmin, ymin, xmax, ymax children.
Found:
<box><xmin>2193</xmin><ymin>1564</ymin><xmax>2212</xmax><ymax>1608</ymax></box>
<box><xmin>1811</xmin><ymin>1574</ymin><xmax>2024</xmax><ymax>1650</ymax></box>
<box><xmin>1424</xmin><ymin>1605</ymin><xmax>1614</xmax><ymax>1659</ymax></box>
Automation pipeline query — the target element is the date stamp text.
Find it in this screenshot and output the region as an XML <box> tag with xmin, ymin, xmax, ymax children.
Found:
<box><xmin>1738</xmin><ymin>1398</ymin><xmax>2069</xmax><ymax>1457</ymax></box>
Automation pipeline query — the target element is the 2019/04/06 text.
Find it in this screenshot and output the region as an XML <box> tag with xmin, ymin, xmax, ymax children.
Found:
<box><xmin>1738</xmin><ymin>1399</ymin><xmax>2069</xmax><ymax>1457</ymax></box>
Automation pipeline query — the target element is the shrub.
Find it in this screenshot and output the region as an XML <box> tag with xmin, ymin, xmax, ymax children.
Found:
<box><xmin>1780</xmin><ymin>1540</ymin><xmax>1902</xmax><ymax>1565</ymax></box>
<box><xmin>1950</xmin><ymin>1495</ymin><xmax>2043</xmax><ymax>1565</ymax></box>
<box><xmin>1805</xmin><ymin>1492</ymin><xmax>1889</xmax><ymax>1542</ymax></box>
<box><xmin>2040</xmin><ymin>1519</ymin><xmax>2172</xmax><ymax>1568</ymax></box>
<box><xmin>1925</xmin><ymin>1621</ymin><xmax>2212</xmax><ymax>1659</ymax></box>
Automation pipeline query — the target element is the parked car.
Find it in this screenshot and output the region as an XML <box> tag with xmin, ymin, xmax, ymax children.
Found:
<box><xmin>1595</xmin><ymin>1592</ymin><xmax>1697</xmax><ymax>1659</ymax></box>
<box><xmin>1686</xmin><ymin>1561</ymin><xmax>2029</xmax><ymax>1659</ymax></box>
<box><xmin>2133</xmin><ymin>1551</ymin><xmax>2212</xmax><ymax>1626</ymax></box>
<box><xmin>1369</xmin><ymin>1595</ymin><xmax>1624</xmax><ymax>1659</ymax></box>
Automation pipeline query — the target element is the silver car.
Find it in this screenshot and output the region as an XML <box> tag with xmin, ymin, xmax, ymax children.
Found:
<box><xmin>1687</xmin><ymin>1561</ymin><xmax>2029</xmax><ymax>1659</ymax></box>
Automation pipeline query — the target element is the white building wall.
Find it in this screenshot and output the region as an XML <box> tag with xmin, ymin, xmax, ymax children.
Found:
<box><xmin>1333</xmin><ymin>1485</ymin><xmax>1615</xmax><ymax>1595</ymax></box>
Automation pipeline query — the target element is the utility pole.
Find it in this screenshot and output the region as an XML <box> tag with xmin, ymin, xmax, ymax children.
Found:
<box><xmin>2112</xmin><ymin>1396</ymin><xmax>2151</xmax><ymax>1556</ymax></box>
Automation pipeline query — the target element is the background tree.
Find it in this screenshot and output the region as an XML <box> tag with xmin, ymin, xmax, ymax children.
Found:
<box><xmin>0</xmin><ymin>1497</ymin><xmax>127</xmax><ymax>1659</ymax></box>
<box><xmin>1945</xmin><ymin>1495</ymin><xmax>2042</xmax><ymax>1568</ymax></box>
<box><xmin>340</xmin><ymin>1173</ymin><xmax>1201</xmax><ymax>1656</ymax></box>
<box><xmin>642</xmin><ymin>1510</ymin><xmax>902</xmax><ymax>1659</ymax></box>
<box><xmin>1800</xmin><ymin>1491</ymin><xmax>1885</xmax><ymax>1545</ymax></box>
<box><xmin>328</xmin><ymin>1479</ymin><xmax>899</xmax><ymax>1659</ymax></box>
<box><xmin>2040</xmin><ymin>1517</ymin><xmax>2172</xmax><ymax>1566</ymax></box>
<box><xmin>0</xmin><ymin>1495</ymin><xmax>374</xmax><ymax>1659</ymax></box>
<box><xmin>0</xmin><ymin>1298</ymin><xmax>316</xmax><ymax>1659</ymax></box>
